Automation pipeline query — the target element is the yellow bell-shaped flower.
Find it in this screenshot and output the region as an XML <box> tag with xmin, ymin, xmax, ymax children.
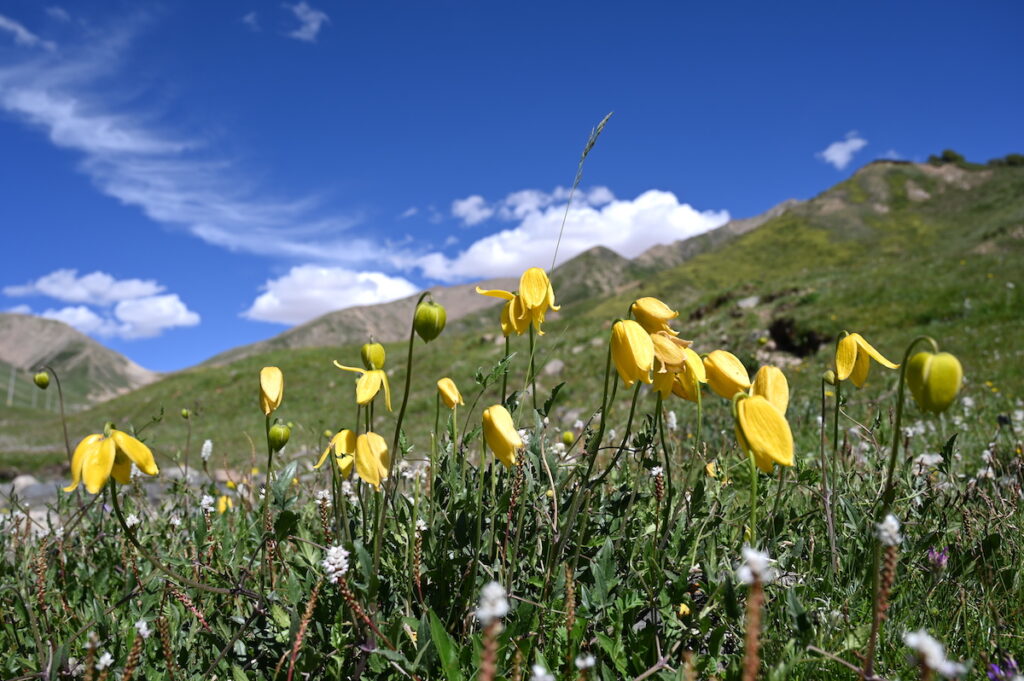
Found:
<box><xmin>835</xmin><ymin>332</ymin><xmax>898</xmax><ymax>388</ymax></box>
<box><xmin>750</xmin><ymin>366</ymin><xmax>789</xmax><ymax>415</ymax></box>
<box><xmin>477</xmin><ymin>287</ymin><xmax>531</xmax><ymax>336</ymax></box>
<box><xmin>437</xmin><ymin>377</ymin><xmax>464</xmax><ymax>409</ymax></box>
<box><xmin>611</xmin><ymin>320</ymin><xmax>654</xmax><ymax>387</ymax></box>
<box><xmin>734</xmin><ymin>395</ymin><xmax>794</xmax><ymax>473</ymax></box>
<box><xmin>906</xmin><ymin>351</ymin><xmax>963</xmax><ymax>414</ymax></box>
<box><xmin>259</xmin><ymin>366</ymin><xmax>284</xmax><ymax>416</ymax></box>
<box><xmin>671</xmin><ymin>347</ymin><xmax>707</xmax><ymax>403</ymax></box>
<box><xmin>631</xmin><ymin>297</ymin><xmax>680</xmax><ymax>335</ymax></box>
<box><xmin>482</xmin><ymin>404</ymin><xmax>523</xmax><ymax>468</ymax></box>
<box><xmin>333</xmin><ymin>362</ymin><xmax>392</xmax><ymax>411</ymax></box>
<box><xmin>703</xmin><ymin>350</ymin><xmax>751</xmax><ymax>399</ymax></box>
<box><xmin>518</xmin><ymin>267</ymin><xmax>560</xmax><ymax>333</ymax></box>
<box><xmin>355</xmin><ymin>432</ymin><xmax>390</xmax><ymax>490</ymax></box>
<box><xmin>64</xmin><ymin>428</ymin><xmax>160</xmax><ymax>495</ymax></box>
<box><xmin>314</xmin><ymin>429</ymin><xmax>356</xmax><ymax>478</ymax></box>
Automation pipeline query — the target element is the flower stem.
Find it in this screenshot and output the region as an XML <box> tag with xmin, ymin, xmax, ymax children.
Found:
<box><xmin>528</xmin><ymin>324</ymin><xmax>538</xmax><ymax>412</ymax></box>
<box><xmin>819</xmin><ymin>378</ymin><xmax>840</xmax><ymax>574</ymax></box>
<box><xmin>390</xmin><ymin>291</ymin><xmax>432</xmax><ymax>480</ymax></box>
<box><xmin>42</xmin><ymin>365</ymin><xmax>73</xmax><ymax>468</ymax></box>
<box><xmin>748</xmin><ymin>451</ymin><xmax>758</xmax><ymax>545</ymax></box>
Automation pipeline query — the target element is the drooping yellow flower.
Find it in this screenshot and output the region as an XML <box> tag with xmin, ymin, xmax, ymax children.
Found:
<box><xmin>835</xmin><ymin>332</ymin><xmax>898</xmax><ymax>388</ymax></box>
<box><xmin>671</xmin><ymin>347</ymin><xmax>707</xmax><ymax>403</ymax></box>
<box><xmin>650</xmin><ymin>332</ymin><xmax>693</xmax><ymax>398</ymax></box>
<box><xmin>333</xmin><ymin>362</ymin><xmax>392</xmax><ymax>411</ymax></box>
<box><xmin>703</xmin><ymin>350</ymin><xmax>751</xmax><ymax>399</ymax></box>
<box><xmin>217</xmin><ymin>495</ymin><xmax>233</xmax><ymax>513</ymax></box>
<box><xmin>314</xmin><ymin>429</ymin><xmax>356</xmax><ymax>478</ymax></box>
<box><xmin>734</xmin><ymin>395</ymin><xmax>794</xmax><ymax>473</ymax></box>
<box><xmin>906</xmin><ymin>351</ymin><xmax>963</xmax><ymax>414</ymax></box>
<box><xmin>611</xmin><ymin>320</ymin><xmax>654</xmax><ymax>387</ymax></box>
<box><xmin>437</xmin><ymin>377</ymin><xmax>464</xmax><ymax>409</ymax></box>
<box><xmin>518</xmin><ymin>267</ymin><xmax>560</xmax><ymax>333</ymax></box>
<box><xmin>64</xmin><ymin>428</ymin><xmax>159</xmax><ymax>495</ymax></box>
<box><xmin>631</xmin><ymin>297</ymin><xmax>680</xmax><ymax>336</ymax></box>
<box><xmin>477</xmin><ymin>287</ymin><xmax>531</xmax><ymax>336</ymax></box>
<box><xmin>259</xmin><ymin>366</ymin><xmax>284</xmax><ymax>415</ymax></box>
<box><xmin>355</xmin><ymin>432</ymin><xmax>390</xmax><ymax>490</ymax></box>
<box><xmin>482</xmin><ymin>404</ymin><xmax>523</xmax><ymax>468</ymax></box>
<box><xmin>750</xmin><ymin>366</ymin><xmax>789</xmax><ymax>415</ymax></box>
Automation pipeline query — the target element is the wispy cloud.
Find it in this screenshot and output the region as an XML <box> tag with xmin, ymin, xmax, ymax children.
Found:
<box><xmin>817</xmin><ymin>131</ymin><xmax>868</xmax><ymax>170</ymax></box>
<box><xmin>284</xmin><ymin>2</ymin><xmax>329</xmax><ymax>43</ymax></box>
<box><xmin>0</xmin><ymin>13</ymin><xmax>57</xmax><ymax>51</ymax></box>
<box><xmin>241</xmin><ymin>11</ymin><xmax>260</xmax><ymax>31</ymax></box>
<box><xmin>46</xmin><ymin>7</ymin><xmax>71</xmax><ymax>23</ymax></box>
<box><xmin>4</xmin><ymin>269</ymin><xmax>164</xmax><ymax>305</ymax></box>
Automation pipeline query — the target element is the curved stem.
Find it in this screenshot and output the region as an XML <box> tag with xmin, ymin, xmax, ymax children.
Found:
<box><xmin>390</xmin><ymin>291</ymin><xmax>432</xmax><ymax>479</ymax></box>
<box><xmin>590</xmin><ymin>382</ymin><xmax>643</xmax><ymax>488</ymax></box>
<box><xmin>43</xmin><ymin>365</ymin><xmax>72</xmax><ymax>467</ymax></box>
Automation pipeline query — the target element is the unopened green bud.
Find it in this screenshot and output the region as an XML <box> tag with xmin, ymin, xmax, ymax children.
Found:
<box><xmin>906</xmin><ymin>351</ymin><xmax>963</xmax><ymax>414</ymax></box>
<box><xmin>562</xmin><ymin>431</ymin><xmax>575</xmax><ymax>446</ymax></box>
<box><xmin>269</xmin><ymin>421</ymin><xmax>291</xmax><ymax>452</ymax></box>
<box><xmin>323</xmin><ymin>429</ymin><xmax>334</xmax><ymax>439</ymax></box>
<box><xmin>822</xmin><ymin>370</ymin><xmax>836</xmax><ymax>386</ymax></box>
<box><xmin>33</xmin><ymin>372</ymin><xmax>50</xmax><ymax>390</ymax></box>
<box><xmin>181</xmin><ymin>408</ymin><xmax>191</xmax><ymax>419</ymax></box>
<box><xmin>361</xmin><ymin>342</ymin><xmax>386</xmax><ymax>370</ymax></box>
<box><xmin>414</xmin><ymin>300</ymin><xmax>447</xmax><ymax>343</ymax></box>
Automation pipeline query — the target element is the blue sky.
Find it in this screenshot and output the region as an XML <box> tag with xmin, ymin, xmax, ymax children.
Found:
<box><xmin>1</xmin><ymin>1</ymin><xmax>1021</xmax><ymax>372</ymax></box>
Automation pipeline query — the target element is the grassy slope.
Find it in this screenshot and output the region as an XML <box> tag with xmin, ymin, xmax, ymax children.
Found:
<box><xmin>1</xmin><ymin>162</ymin><xmax>1021</xmax><ymax>476</ymax></box>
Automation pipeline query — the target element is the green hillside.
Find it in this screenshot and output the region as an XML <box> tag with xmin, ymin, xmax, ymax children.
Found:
<box><xmin>2</xmin><ymin>160</ymin><xmax>1021</xmax><ymax>477</ymax></box>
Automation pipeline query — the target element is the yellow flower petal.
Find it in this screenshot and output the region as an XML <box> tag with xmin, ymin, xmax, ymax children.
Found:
<box><xmin>83</xmin><ymin>436</ymin><xmax>116</xmax><ymax>495</ymax></box>
<box><xmin>475</xmin><ymin>286</ymin><xmax>516</xmax><ymax>301</ymax></box>
<box><xmin>437</xmin><ymin>378</ymin><xmax>464</xmax><ymax>409</ymax></box>
<box><xmin>259</xmin><ymin>366</ymin><xmax>284</xmax><ymax>416</ymax></box>
<box><xmin>651</xmin><ymin>332</ymin><xmax>687</xmax><ymax>371</ymax></box>
<box><xmin>750</xmin><ymin>366</ymin><xmax>789</xmax><ymax>415</ymax></box>
<box><xmin>64</xmin><ymin>433</ymin><xmax>104</xmax><ymax>493</ymax></box>
<box><xmin>482</xmin><ymin>405</ymin><xmax>523</xmax><ymax>468</ymax></box>
<box><xmin>519</xmin><ymin>267</ymin><xmax>551</xmax><ymax>311</ymax></box>
<box><xmin>333</xmin><ymin>361</ymin><xmax>367</xmax><ymax>375</ymax></box>
<box><xmin>853</xmin><ymin>334</ymin><xmax>899</xmax><ymax>370</ymax></box>
<box><xmin>652</xmin><ymin>369</ymin><xmax>677</xmax><ymax>399</ymax></box>
<box><xmin>611</xmin><ymin>320</ymin><xmax>654</xmax><ymax>387</ymax></box>
<box><xmin>834</xmin><ymin>334</ymin><xmax>858</xmax><ymax>382</ymax></box>
<box><xmin>836</xmin><ymin>333</ymin><xmax>899</xmax><ymax>387</ymax></box>
<box><xmin>355</xmin><ymin>432</ymin><xmax>389</xmax><ymax>490</ymax></box>
<box><xmin>631</xmin><ymin>297</ymin><xmax>679</xmax><ymax>335</ymax></box>
<box><xmin>337</xmin><ymin>454</ymin><xmax>354</xmax><ymax>479</ymax></box>
<box><xmin>380</xmin><ymin>371</ymin><xmax>393</xmax><ymax>412</ymax></box>
<box><xmin>703</xmin><ymin>350</ymin><xmax>751</xmax><ymax>399</ymax></box>
<box><xmin>355</xmin><ymin>370</ymin><xmax>383</xmax><ymax>406</ymax></box>
<box><xmin>111</xmin><ymin>429</ymin><xmax>159</xmax><ymax>476</ymax></box>
<box><xmin>315</xmin><ymin>429</ymin><xmax>357</xmax><ymax>469</ymax></box>
<box><xmin>736</xmin><ymin>395</ymin><xmax>794</xmax><ymax>469</ymax></box>
<box><xmin>110</xmin><ymin>452</ymin><xmax>132</xmax><ymax>484</ymax></box>
<box><xmin>850</xmin><ymin>349</ymin><xmax>872</xmax><ymax>388</ymax></box>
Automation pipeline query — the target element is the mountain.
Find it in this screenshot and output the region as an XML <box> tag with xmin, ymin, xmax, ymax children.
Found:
<box><xmin>0</xmin><ymin>313</ymin><xmax>157</xmax><ymax>407</ymax></box>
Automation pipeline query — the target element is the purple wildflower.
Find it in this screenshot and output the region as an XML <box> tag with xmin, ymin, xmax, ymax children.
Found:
<box><xmin>927</xmin><ymin>546</ymin><xmax>949</xmax><ymax>571</ymax></box>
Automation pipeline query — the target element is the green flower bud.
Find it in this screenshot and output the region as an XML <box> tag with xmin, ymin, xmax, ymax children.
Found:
<box><xmin>906</xmin><ymin>351</ymin><xmax>963</xmax><ymax>414</ymax></box>
<box><xmin>361</xmin><ymin>342</ymin><xmax>386</xmax><ymax>370</ymax></box>
<box><xmin>33</xmin><ymin>372</ymin><xmax>50</xmax><ymax>390</ymax></box>
<box><xmin>269</xmin><ymin>421</ymin><xmax>291</xmax><ymax>452</ymax></box>
<box><xmin>323</xmin><ymin>429</ymin><xmax>334</xmax><ymax>439</ymax></box>
<box><xmin>562</xmin><ymin>431</ymin><xmax>575</xmax><ymax>446</ymax></box>
<box><xmin>181</xmin><ymin>408</ymin><xmax>191</xmax><ymax>419</ymax></box>
<box><xmin>413</xmin><ymin>300</ymin><xmax>447</xmax><ymax>343</ymax></box>
<box><xmin>822</xmin><ymin>370</ymin><xmax>836</xmax><ymax>386</ymax></box>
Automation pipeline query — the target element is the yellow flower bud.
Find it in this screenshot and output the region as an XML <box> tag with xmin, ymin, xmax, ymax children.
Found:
<box><xmin>906</xmin><ymin>351</ymin><xmax>963</xmax><ymax>414</ymax></box>
<box><xmin>703</xmin><ymin>350</ymin><xmax>751</xmax><ymax>399</ymax></box>
<box><xmin>180</xmin><ymin>408</ymin><xmax>190</xmax><ymax>419</ymax></box>
<box><xmin>437</xmin><ymin>377</ymin><xmax>464</xmax><ymax>409</ymax></box>
<box><xmin>734</xmin><ymin>395</ymin><xmax>794</xmax><ymax>473</ymax></box>
<box><xmin>259</xmin><ymin>366</ymin><xmax>284</xmax><ymax>415</ymax></box>
<box><xmin>631</xmin><ymin>297</ymin><xmax>679</xmax><ymax>335</ymax></box>
<box><xmin>611</xmin><ymin>320</ymin><xmax>654</xmax><ymax>387</ymax></box>
<box><xmin>822</xmin><ymin>369</ymin><xmax>837</xmax><ymax>386</ymax></box>
<box><xmin>414</xmin><ymin>300</ymin><xmax>447</xmax><ymax>343</ymax></box>
<box><xmin>482</xmin><ymin>404</ymin><xmax>523</xmax><ymax>468</ymax></box>
<box><xmin>750</xmin><ymin>366</ymin><xmax>789</xmax><ymax>415</ymax></box>
<box><xmin>33</xmin><ymin>371</ymin><xmax>50</xmax><ymax>390</ymax></box>
<box><xmin>361</xmin><ymin>342</ymin><xmax>386</xmax><ymax>370</ymax></box>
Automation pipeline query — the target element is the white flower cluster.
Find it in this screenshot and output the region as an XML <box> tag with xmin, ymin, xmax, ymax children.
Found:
<box><xmin>416</xmin><ymin>519</ymin><xmax>428</xmax><ymax>533</ymax></box>
<box><xmin>315</xmin><ymin>490</ymin><xmax>332</xmax><ymax>508</ymax></box>
<box><xmin>322</xmin><ymin>545</ymin><xmax>350</xmax><ymax>584</ymax></box>
<box><xmin>95</xmin><ymin>652</ymin><xmax>114</xmax><ymax>670</ymax></box>
<box><xmin>200</xmin><ymin>495</ymin><xmax>215</xmax><ymax>513</ymax></box>
<box><xmin>530</xmin><ymin>664</ymin><xmax>555</xmax><ymax>681</ymax></box>
<box><xmin>201</xmin><ymin>439</ymin><xmax>213</xmax><ymax>462</ymax></box>
<box><xmin>125</xmin><ymin>514</ymin><xmax>140</xmax><ymax>529</ymax></box>
<box><xmin>575</xmin><ymin>654</ymin><xmax>596</xmax><ymax>669</ymax></box>
<box><xmin>736</xmin><ymin>546</ymin><xmax>775</xmax><ymax>585</ymax></box>
<box><xmin>903</xmin><ymin>629</ymin><xmax>966</xmax><ymax>678</ymax></box>
<box><xmin>876</xmin><ymin>514</ymin><xmax>902</xmax><ymax>547</ymax></box>
<box><xmin>168</xmin><ymin>515</ymin><xmax>182</xmax><ymax>528</ymax></box>
<box><xmin>475</xmin><ymin>581</ymin><xmax>509</xmax><ymax>626</ymax></box>
<box><xmin>135</xmin><ymin>619</ymin><xmax>151</xmax><ymax>638</ymax></box>
<box><xmin>341</xmin><ymin>481</ymin><xmax>358</xmax><ymax>505</ymax></box>
<box><xmin>649</xmin><ymin>466</ymin><xmax>663</xmax><ymax>477</ymax></box>
<box><xmin>665</xmin><ymin>410</ymin><xmax>678</xmax><ymax>431</ymax></box>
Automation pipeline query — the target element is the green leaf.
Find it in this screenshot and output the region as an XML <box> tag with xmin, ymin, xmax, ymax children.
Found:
<box><xmin>541</xmin><ymin>382</ymin><xmax>565</xmax><ymax>417</ymax></box>
<box><xmin>273</xmin><ymin>461</ymin><xmax>299</xmax><ymax>499</ymax></box>
<box><xmin>231</xmin><ymin>664</ymin><xmax>249</xmax><ymax>681</ymax></box>
<box><xmin>428</xmin><ymin>610</ymin><xmax>464</xmax><ymax>681</ymax></box>
<box><xmin>274</xmin><ymin>510</ymin><xmax>299</xmax><ymax>541</ymax></box>
<box><xmin>595</xmin><ymin>631</ymin><xmax>627</xmax><ymax>675</ymax></box>
<box><xmin>591</xmin><ymin>538</ymin><xmax>617</xmax><ymax>608</ymax></box>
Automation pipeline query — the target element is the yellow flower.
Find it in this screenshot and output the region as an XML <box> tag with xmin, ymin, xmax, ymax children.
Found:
<box><xmin>259</xmin><ymin>366</ymin><xmax>284</xmax><ymax>415</ymax></box>
<box><xmin>437</xmin><ymin>377</ymin><xmax>464</xmax><ymax>409</ymax></box>
<box><xmin>678</xmin><ymin>603</ymin><xmax>691</xmax><ymax>617</ymax></box>
<box><xmin>705</xmin><ymin>461</ymin><xmax>718</xmax><ymax>478</ymax></box>
<box><xmin>703</xmin><ymin>350</ymin><xmax>751</xmax><ymax>399</ymax></box>
<box><xmin>651</xmin><ymin>332</ymin><xmax>693</xmax><ymax>398</ymax></box>
<box><xmin>631</xmin><ymin>297</ymin><xmax>679</xmax><ymax>335</ymax></box>
<box><xmin>64</xmin><ymin>428</ymin><xmax>159</xmax><ymax>495</ymax></box>
<box><xmin>835</xmin><ymin>332</ymin><xmax>898</xmax><ymax>388</ymax></box>
<box><xmin>906</xmin><ymin>351</ymin><xmax>963</xmax><ymax>414</ymax></box>
<box><xmin>734</xmin><ymin>395</ymin><xmax>794</xmax><ymax>473</ymax></box>
<box><xmin>355</xmin><ymin>432</ymin><xmax>390</xmax><ymax>490</ymax></box>
<box><xmin>217</xmin><ymin>495</ymin><xmax>233</xmax><ymax>513</ymax></box>
<box><xmin>333</xmin><ymin>362</ymin><xmax>392</xmax><ymax>411</ymax></box>
<box><xmin>611</xmin><ymin>320</ymin><xmax>654</xmax><ymax>387</ymax></box>
<box><xmin>750</xmin><ymin>366</ymin><xmax>789</xmax><ymax>415</ymax></box>
<box><xmin>518</xmin><ymin>267</ymin><xmax>560</xmax><ymax>333</ymax></box>
<box><xmin>226</xmin><ymin>480</ymin><xmax>237</xmax><ymax>490</ymax></box>
<box><xmin>477</xmin><ymin>287</ymin><xmax>531</xmax><ymax>336</ymax></box>
<box><xmin>314</xmin><ymin>429</ymin><xmax>356</xmax><ymax>478</ymax></box>
<box><xmin>482</xmin><ymin>404</ymin><xmax>523</xmax><ymax>468</ymax></box>
<box><xmin>671</xmin><ymin>347</ymin><xmax>707</xmax><ymax>402</ymax></box>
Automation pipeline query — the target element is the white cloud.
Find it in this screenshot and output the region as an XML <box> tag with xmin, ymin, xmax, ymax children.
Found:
<box><xmin>0</xmin><ymin>13</ymin><xmax>57</xmax><ymax>51</ymax></box>
<box><xmin>7</xmin><ymin>304</ymin><xmax>32</xmax><ymax>314</ymax></box>
<box><xmin>28</xmin><ymin>294</ymin><xmax>199</xmax><ymax>339</ymax></box>
<box><xmin>4</xmin><ymin>269</ymin><xmax>165</xmax><ymax>306</ymax></box>
<box><xmin>817</xmin><ymin>131</ymin><xmax>868</xmax><ymax>170</ymax></box>
<box><xmin>244</xmin><ymin>265</ymin><xmax>419</xmax><ymax>325</ymax></box>
<box><xmin>451</xmin><ymin>195</ymin><xmax>494</xmax><ymax>226</ymax></box>
<box><xmin>399</xmin><ymin>206</ymin><xmax>418</xmax><ymax>219</ymax></box>
<box><xmin>46</xmin><ymin>8</ymin><xmax>71</xmax><ymax>23</ymax></box>
<box><xmin>420</xmin><ymin>188</ymin><xmax>729</xmax><ymax>282</ymax></box>
<box><xmin>883</xmin><ymin>149</ymin><xmax>903</xmax><ymax>160</ymax></box>
<box><xmin>284</xmin><ymin>2</ymin><xmax>329</xmax><ymax>42</ymax></box>
<box><xmin>242</xmin><ymin>12</ymin><xmax>259</xmax><ymax>31</ymax></box>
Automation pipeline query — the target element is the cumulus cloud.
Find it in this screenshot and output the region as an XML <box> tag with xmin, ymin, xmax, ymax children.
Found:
<box><xmin>420</xmin><ymin>188</ymin><xmax>728</xmax><ymax>282</ymax></box>
<box><xmin>451</xmin><ymin>195</ymin><xmax>494</xmax><ymax>226</ymax></box>
<box><xmin>0</xmin><ymin>13</ymin><xmax>56</xmax><ymax>51</ymax></box>
<box><xmin>817</xmin><ymin>131</ymin><xmax>868</xmax><ymax>170</ymax></box>
<box><xmin>451</xmin><ymin>186</ymin><xmax>614</xmax><ymax>226</ymax></box>
<box><xmin>4</xmin><ymin>269</ymin><xmax>165</xmax><ymax>306</ymax></box>
<box><xmin>244</xmin><ymin>265</ymin><xmax>419</xmax><ymax>325</ymax></box>
<box><xmin>284</xmin><ymin>2</ymin><xmax>329</xmax><ymax>42</ymax></box>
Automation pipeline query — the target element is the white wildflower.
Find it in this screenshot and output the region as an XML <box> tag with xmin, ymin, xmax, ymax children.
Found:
<box><xmin>518</xmin><ymin>428</ymin><xmax>531</xmax><ymax>445</ymax></box>
<box><xmin>650</xmin><ymin>466</ymin><xmax>663</xmax><ymax>477</ymax></box>
<box><xmin>168</xmin><ymin>515</ymin><xmax>182</xmax><ymax>528</ymax></box>
<box><xmin>607</xmin><ymin>428</ymin><xmax>617</xmax><ymax>441</ymax></box>
<box><xmin>475</xmin><ymin>581</ymin><xmax>509</xmax><ymax>625</ymax></box>
<box><xmin>135</xmin><ymin>619</ymin><xmax>151</xmax><ymax>638</ymax></box>
<box><xmin>961</xmin><ymin>396</ymin><xmax>975</xmax><ymax>411</ymax></box>
<box><xmin>573</xmin><ymin>419</ymin><xmax>585</xmax><ymax>431</ymax></box>
<box><xmin>903</xmin><ymin>629</ymin><xmax>966</xmax><ymax>678</ymax></box>
<box><xmin>95</xmin><ymin>652</ymin><xmax>114</xmax><ymax>670</ymax></box>
<box><xmin>341</xmin><ymin>481</ymin><xmax>358</xmax><ymax>504</ymax></box>
<box><xmin>976</xmin><ymin>466</ymin><xmax>996</xmax><ymax>480</ymax></box>
<box><xmin>66</xmin><ymin>656</ymin><xmax>84</xmax><ymax>677</ymax></box>
<box><xmin>736</xmin><ymin>546</ymin><xmax>774</xmax><ymax>584</ymax></box>
<box><xmin>200</xmin><ymin>439</ymin><xmax>213</xmax><ymax>462</ymax></box>
<box><xmin>315</xmin><ymin>490</ymin><xmax>332</xmax><ymax>507</ymax></box>
<box><xmin>876</xmin><ymin>514</ymin><xmax>902</xmax><ymax>547</ymax></box>
<box><xmin>552</xmin><ymin>441</ymin><xmax>566</xmax><ymax>455</ymax></box>
<box><xmin>530</xmin><ymin>664</ymin><xmax>555</xmax><ymax>681</ymax></box>
<box><xmin>416</xmin><ymin>519</ymin><xmax>427</xmax><ymax>533</ymax></box>
<box><xmin>913</xmin><ymin>453</ymin><xmax>944</xmax><ymax>473</ymax></box>
<box><xmin>322</xmin><ymin>545</ymin><xmax>350</xmax><ymax>584</ymax></box>
<box><xmin>200</xmin><ymin>495</ymin><xmax>215</xmax><ymax>513</ymax></box>
<box><xmin>125</xmin><ymin>514</ymin><xmax>140</xmax><ymax>529</ymax></box>
<box><xmin>575</xmin><ymin>654</ymin><xmax>596</xmax><ymax>669</ymax></box>
<box><xmin>665</xmin><ymin>410</ymin><xmax>678</xmax><ymax>431</ymax></box>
